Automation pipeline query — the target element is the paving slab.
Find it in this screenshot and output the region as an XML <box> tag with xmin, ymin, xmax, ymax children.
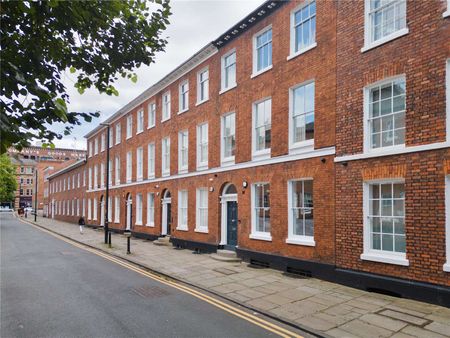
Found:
<box><xmin>400</xmin><ymin>325</ymin><xmax>448</xmax><ymax>338</ymax></box>
<box><xmin>424</xmin><ymin>321</ymin><xmax>450</xmax><ymax>337</ymax></box>
<box><xmin>378</xmin><ymin>309</ymin><xmax>430</xmax><ymax>326</ymax></box>
<box><xmin>359</xmin><ymin>313</ymin><xmax>408</xmax><ymax>332</ymax></box>
<box><xmin>339</xmin><ymin>319</ymin><xmax>393</xmax><ymax>337</ymax></box>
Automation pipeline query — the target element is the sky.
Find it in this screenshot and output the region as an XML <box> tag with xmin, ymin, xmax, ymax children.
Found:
<box><xmin>46</xmin><ymin>0</ymin><xmax>266</xmax><ymax>150</ymax></box>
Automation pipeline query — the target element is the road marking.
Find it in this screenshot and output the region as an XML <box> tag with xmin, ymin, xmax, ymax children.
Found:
<box><xmin>19</xmin><ymin>219</ymin><xmax>304</xmax><ymax>338</ymax></box>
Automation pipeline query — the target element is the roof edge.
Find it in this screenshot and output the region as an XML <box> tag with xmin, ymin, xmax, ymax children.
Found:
<box><xmin>47</xmin><ymin>159</ymin><xmax>86</xmax><ymax>180</ymax></box>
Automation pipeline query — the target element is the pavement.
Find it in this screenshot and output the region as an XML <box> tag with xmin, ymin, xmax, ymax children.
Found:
<box><xmin>1</xmin><ymin>212</ymin><xmax>306</xmax><ymax>338</ymax></box>
<box><xmin>13</xmin><ymin>214</ymin><xmax>450</xmax><ymax>338</ymax></box>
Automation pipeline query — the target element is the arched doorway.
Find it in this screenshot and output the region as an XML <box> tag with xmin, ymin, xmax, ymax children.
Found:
<box><xmin>220</xmin><ymin>183</ymin><xmax>238</xmax><ymax>250</ymax></box>
<box><xmin>126</xmin><ymin>193</ymin><xmax>132</xmax><ymax>230</ymax></box>
<box><xmin>100</xmin><ymin>196</ymin><xmax>105</xmax><ymax>226</ymax></box>
<box><xmin>161</xmin><ymin>190</ymin><xmax>172</xmax><ymax>235</ymax></box>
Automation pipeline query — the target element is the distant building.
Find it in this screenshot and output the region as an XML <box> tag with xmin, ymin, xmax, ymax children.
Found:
<box><xmin>8</xmin><ymin>146</ymin><xmax>86</xmax><ymax>211</ymax></box>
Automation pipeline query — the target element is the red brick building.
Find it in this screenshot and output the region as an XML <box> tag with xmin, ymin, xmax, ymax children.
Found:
<box><xmin>47</xmin><ymin>0</ymin><xmax>450</xmax><ymax>306</ymax></box>
<box><xmin>334</xmin><ymin>0</ymin><xmax>450</xmax><ymax>302</ymax></box>
<box><xmin>8</xmin><ymin>146</ymin><xmax>86</xmax><ymax>210</ymax></box>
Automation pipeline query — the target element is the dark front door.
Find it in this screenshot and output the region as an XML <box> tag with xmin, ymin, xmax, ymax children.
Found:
<box><xmin>167</xmin><ymin>203</ymin><xmax>171</xmax><ymax>235</ymax></box>
<box><xmin>226</xmin><ymin>201</ymin><xmax>238</xmax><ymax>249</ymax></box>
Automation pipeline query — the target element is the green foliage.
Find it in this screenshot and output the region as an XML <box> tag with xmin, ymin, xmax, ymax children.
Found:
<box><xmin>0</xmin><ymin>155</ymin><xmax>18</xmax><ymax>203</ymax></box>
<box><xmin>0</xmin><ymin>0</ymin><xmax>171</xmax><ymax>153</ymax></box>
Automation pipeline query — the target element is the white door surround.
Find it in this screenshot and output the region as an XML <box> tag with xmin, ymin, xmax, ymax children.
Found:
<box><xmin>220</xmin><ymin>184</ymin><xmax>238</xmax><ymax>245</ymax></box>
<box><xmin>161</xmin><ymin>191</ymin><xmax>171</xmax><ymax>235</ymax></box>
<box><xmin>126</xmin><ymin>195</ymin><xmax>132</xmax><ymax>230</ymax></box>
<box><xmin>100</xmin><ymin>198</ymin><xmax>105</xmax><ymax>226</ymax></box>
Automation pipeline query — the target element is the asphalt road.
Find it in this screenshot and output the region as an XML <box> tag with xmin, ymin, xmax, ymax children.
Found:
<box><xmin>0</xmin><ymin>213</ymin><xmax>303</xmax><ymax>338</ymax></box>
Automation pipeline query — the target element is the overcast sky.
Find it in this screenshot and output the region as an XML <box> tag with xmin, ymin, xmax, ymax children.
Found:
<box><xmin>46</xmin><ymin>0</ymin><xmax>265</xmax><ymax>150</ymax></box>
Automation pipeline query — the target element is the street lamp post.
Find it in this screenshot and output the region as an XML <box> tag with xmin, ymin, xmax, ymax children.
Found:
<box><xmin>100</xmin><ymin>123</ymin><xmax>111</xmax><ymax>244</ymax></box>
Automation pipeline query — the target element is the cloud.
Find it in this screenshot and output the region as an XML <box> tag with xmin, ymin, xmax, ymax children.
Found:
<box><xmin>43</xmin><ymin>0</ymin><xmax>265</xmax><ymax>149</ymax></box>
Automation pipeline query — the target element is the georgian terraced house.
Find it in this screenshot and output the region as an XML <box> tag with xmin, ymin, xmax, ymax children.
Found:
<box><xmin>47</xmin><ymin>0</ymin><xmax>450</xmax><ymax>306</ymax></box>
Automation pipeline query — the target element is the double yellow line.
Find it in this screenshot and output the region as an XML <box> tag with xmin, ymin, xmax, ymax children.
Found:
<box><xmin>24</xmin><ymin>220</ymin><xmax>304</xmax><ymax>338</ymax></box>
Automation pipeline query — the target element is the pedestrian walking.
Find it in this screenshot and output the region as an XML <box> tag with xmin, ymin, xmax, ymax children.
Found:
<box><xmin>78</xmin><ymin>216</ymin><xmax>85</xmax><ymax>234</ymax></box>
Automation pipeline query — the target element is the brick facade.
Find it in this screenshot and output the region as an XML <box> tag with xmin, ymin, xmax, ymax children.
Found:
<box><xmin>47</xmin><ymin>0</ymin><xmax>450</xmax><ymax>297</ymax></box>
<box><xmin>335</xmin><ymin>0</ymin><xmax>450</xmax><ymax>287</ymax></box>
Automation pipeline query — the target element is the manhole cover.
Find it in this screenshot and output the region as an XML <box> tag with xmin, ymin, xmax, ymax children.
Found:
<box><xmin>130</xmin><ymin>285</ymin><xmax>171</xmax><ymax>298</ymax></box>
<box><xmin>213</xmin><ymin>268</ymin><xmax>238</xmax><ymax>275</ymax></box>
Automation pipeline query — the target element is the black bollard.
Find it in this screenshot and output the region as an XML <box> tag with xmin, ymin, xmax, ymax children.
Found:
<box><xmin>108</xmin><ymin>231</ymin><xmax>112</xmax><ymax>248</ymax></box>
<box><xmin>127</xmin><ymin>237</ymin><xmax>131</xmax><ymax>254</ymax></box>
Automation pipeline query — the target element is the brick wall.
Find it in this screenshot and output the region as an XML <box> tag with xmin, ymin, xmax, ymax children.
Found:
<box><xmin>335</xmin><ymin>0</ymin><xmax>450</xmax><ymax>286</ymax></box>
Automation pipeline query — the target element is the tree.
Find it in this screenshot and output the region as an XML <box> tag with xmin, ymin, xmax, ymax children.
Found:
<box><xmin>0</xmin><ymin>0</ymin><xmax>171</xmax><ymax>154</ymax></box>
<box><xmin>0</xmin><ymin>154</ymin><xmax>18</xmax><ymax>203</ymax></box>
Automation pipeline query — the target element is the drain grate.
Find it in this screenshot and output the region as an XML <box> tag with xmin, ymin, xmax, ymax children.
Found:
<box><xmin>213</xmin><ymin>268</ymin><xmax>238</xmax><ymax>275</ymax></box>
<box><xmin>130</xmin><ymin>285</ymin><xmax>171</xmax><ymax>298</ymax></box>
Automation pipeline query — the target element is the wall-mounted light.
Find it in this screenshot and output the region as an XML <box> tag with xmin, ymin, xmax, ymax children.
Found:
<box><xmin>156</xmin><ymin>192</ymin><xmax>160</xmax><ymax>196</ymax></box>
<box><xmin>209</xmin><ymin>177</ymin><xmax>214</xmax><ymax>182</ymax></box>
<box><xmin>155</xmin><ymin>184</ymin><xmax>159</xmax><ymax>189</ymax></box>
<box><xmin>321</xmin><ymin>157</ymin><xmax>326</xmax><ymax>163</ymax></box>
<box><xmin>242</xmin><ymin>181</ymin><xmax>248</xmax><ymax>189</ymax></box>
<box><xmin>209</xmin><ymin>187</ymin><xmax>214</xmax><ymax>192</ymax></box>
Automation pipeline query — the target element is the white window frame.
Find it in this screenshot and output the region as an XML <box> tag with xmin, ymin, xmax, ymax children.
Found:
<box><xmin>136</xmin><ymin>147</ymin><xmax>143</xmax><ymax>181</ymax></box>
<box><xmin>177</xmin><ymin>190</ymin><xmax>188</xmax><ymax>231</ymax></box>
<box><xmin>162</xmin><ymin>137</ymin><xmax>170</xmax><ymax>177</ymax></box>
<box><xmin>361</xmin><ymin>179</ymin><xmax>409</xmax><ymax>266</ymax></box>
<box><xmin>252</xmin><ymin>97</ymin><xmax>272</xmax><ymax>160</ymax></box>
<box><xmin>88</xmin><ymin>168</ymin><xmax>92</xmax><ymax>190</ymax></box>
<box><xmin>101</xmin><ymin>133</ymin><xmax>105</xmax><ymax>152</ymax></box>
<box><xmin>363</xmin><ymin>75</ymin><xmax>406</xmax><ymax>155</ymax></box>
<box><xmin>94</xmin><ymin>138</ymin><xmax>99</xmax><ymax>155</ymax></box>
<box><xmin>147</xmin><ymin>143</ymin><xmax>155</xmax><ymax>179</ymax></box>
<box><xmin>146</xmin><ymin>193</ymin><xmax>155</xmax><ymax>227</ymax></box>
<box><xmin>289</xmin><ymin>80</ymin><xmax>315</xmax><ymax>154</ymax></box>
<box><xmin>444</xmin><ymin>0</ymin><xmax>450</xmax><ymax>17</ymax></box>
<box><xmin>87</xmin><ymin>199</ymin><xmax>92</xmax><ymax>220</ymax></box>
<box><xmin>288</xmin><ymin>0</ymin><xmax>317</xmax><ymax>61</ymax></box>
<box><xmin>220</xmin><ymin>49</ymin><xmax>237</xmax><ymax>93</ymax></box>
<box><xmin>148</xmin><ymin>102</ymin><xmax>156</xmax><ymax>129</ymax></box>
<box><xmin>162</xmin><ymin>91</ymin><xmax>171</xmax><ymax>122</ymax></box>
<box><xmin>178</xmin><ymin>130</ymin><xmax>189</xmax><ymax>174</ymax></box>
<box><xmin>126</xmin><ymin>151</ymin><xmax>132</xmax><ymax>183</ymax></box>
<box><xmin>108</xmin><ymin>196</ymin><xmax>112</xmax><ymax>223</ymax></box>
<box><xmin>126</xmin><ymin>115</ymin><xmax>133</xmax><ymax>139</ymax></box>
<box><xmin>221</xmin><ymin>112</ymin><xmax>236</xmax><ymax>167</ymax></box>
<box><xmin>135</xmin><ymin>193</ymin><xmax>143</xmax><ymax>225</ymax></box>
<box><xmin>115</xmin><ymin>156</ymin><xmax>121</xmax><ymax>185</ymax></box>
<box><xmin>100</xmin><ymin>163</ymin><xmax>105</xmax><ymax>188</ymax></box>
<box><xmin>108</xmin><ymin>159</ymin><xmax>113</xmax><ymax>186</ymax></box>
<box><xmin>88</xmin><ymin>141</ymin><xmax>93</xmax><ymax>157</ymax></box>
<box><xmin>286</xmin><ymin>179</ymin><xmax>315</xmax><ymax>246</ymax></box>
<box><xmin>178</xmin><ymin>80</ymin><xmax>189</xmax><ymax>114</ymax></box>
<box><xmin>114</xmin><ymin>196</ymin><xmax>120</xmax><ymax>223</ymax></box>
<box><xmin>115</xmin><ymin>123</ymin><xmax>121</xmax><ymax>145</ymax></box>
<box><xmin>136</xmin><ymin>109</ymin><xmax>144</xmax><ymax>134</ymax></box>
<box><xmin>195</xmin><ymin>188</ymin><xmax>208</xmax><ymax>233</ymax></box>
<box><xmin>196</xmin><ymin>123</ymin><xmax>208</xmax><ymax>170</ymax></box>
<box><xmin>196</xmin><ymin>67</ymin><xmax>209</xmax><ymax>105</ymax></box>
<box><xmin>94</xmin><ymin>165</ymin><xmax>98</xmax><ymax>188</ymax></box>
<box><xmin>252</xmin><ymin>25</ymin><xmax>273</xmax><ymax>77</ymax></box>
<box><xmin>109</xmin><ymin>128</ymin><xmax>113</xmax><ymax>148</ymax></box>
<box><xmin>82</xmin><ymin>198</ymin><xmax>85</xmax><ymax>217</ymax></box>
<box><xmin>93</xmin><ymin>198</ymin><xmax>97</xmax><ymax>220</ymax></box>
<box><xmin>362</xmin><ymin>0</ymin><xmax>408</xmax><ymax>53</ymax></box>
<box><xmin>250</xmin><ymin>183</ymin><xmax>272</xmax><ymax>241</ymax></box>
